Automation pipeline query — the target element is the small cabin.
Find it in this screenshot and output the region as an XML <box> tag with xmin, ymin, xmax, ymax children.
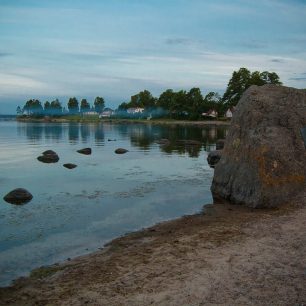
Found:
<box><xmin>127</xmin><ymin>107</ymin><xmax>145</xmax><ymax>114</ymax></box>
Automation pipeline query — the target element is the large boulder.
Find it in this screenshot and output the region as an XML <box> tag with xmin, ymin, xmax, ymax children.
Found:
<box><xmin>211</xmin><ymin>85</ymin><xmax>306</xmax><ymax>208</ymax></box>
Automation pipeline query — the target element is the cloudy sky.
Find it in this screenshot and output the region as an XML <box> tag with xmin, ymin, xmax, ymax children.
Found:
<box><xmin>0</xmin><ymin>0</ymin><xmax>306</xmax><ymax>113</ymax></box>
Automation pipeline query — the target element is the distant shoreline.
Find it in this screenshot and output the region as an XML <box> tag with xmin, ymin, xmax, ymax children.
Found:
<box><xmin>16</xmin><ymin>116</ymin><xmax>231</xmax><ymax>126</ymax></box>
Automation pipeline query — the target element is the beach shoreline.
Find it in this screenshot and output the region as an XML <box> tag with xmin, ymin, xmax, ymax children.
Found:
<box><xmin>1</xmin><ymin>198</ymin><xmax>305</xmax><ymax>305</ymax></box>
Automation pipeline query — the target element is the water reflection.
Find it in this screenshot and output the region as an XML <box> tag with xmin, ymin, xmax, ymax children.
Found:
<box><xmin>17</xmin><ymin>122</ymin><xmax>228</xmax><ymax>154</ymax></box>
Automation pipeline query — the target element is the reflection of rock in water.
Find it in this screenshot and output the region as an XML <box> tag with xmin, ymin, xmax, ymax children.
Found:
<box><xmin>212</xmin><ymin>85</ymin><xmax>306</xmax><ymax>208</ymax></box>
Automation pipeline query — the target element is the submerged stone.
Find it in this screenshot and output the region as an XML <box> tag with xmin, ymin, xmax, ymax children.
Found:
<box><xmin>211</xmin><ymin>84</ymin><xmax>306</xmax><ymax>208</ymax></box>
<box><xmin>63</xmin><ymin>163</ymin><xmax>77</xmax><ymax>169</ymax></box>
<box><xmin>3</xmin><ymin>188</ymin><xmax>33</xmax><ymax>205</ymax></box>
<box><xmin>207</xmin><ymin>150</ymin><xmax>222</xmax><ymax>168</ymax></box>
<box><xmin>115</xmin><ymin>148</ymin><xmax>128</xmax><ymax>154</ymax></box>
<box><xmin>77</xmin><ymin>148</ymin><xmax>92</xmax><ymax>155</ymax></box>
<box><xmin>37</xmin><ymin>150</ymin><xmax>59</xmax><ymax>163</ymax></box>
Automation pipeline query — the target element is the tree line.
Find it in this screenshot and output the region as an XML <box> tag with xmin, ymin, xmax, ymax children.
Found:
<box><xmin>17</xmin><ymin>97</ymin><xmax>105</xmax><ymax>116</ymax></box>
<box><xmin>18</xmin><ymin>67</ymin><xmax>282</xmax><ymax>118</ymax></box>
<box><xmin>117</xmin><ymin>68</ymin><xmax>282</xmax><ymax>119</ymax></box>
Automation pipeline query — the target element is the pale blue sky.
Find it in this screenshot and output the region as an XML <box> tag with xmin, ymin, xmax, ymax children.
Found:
<box><xmin>0</xmin><ymin>0</ymin><xmax>306</xmax><ymax>113</ymax></box>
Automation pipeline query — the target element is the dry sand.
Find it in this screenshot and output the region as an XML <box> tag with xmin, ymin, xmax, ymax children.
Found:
<box><xmin>0</xmin><ymin>198</ymin><xmax>305</xmax><ymax>306</ymax></box>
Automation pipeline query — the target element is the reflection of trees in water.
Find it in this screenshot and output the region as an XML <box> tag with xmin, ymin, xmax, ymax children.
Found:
<box><xmin>44</xmin><ymin>124</ymin><xmax>62</xmax><ymax>140</ymax></box>
<box><xmin>129</xmin><ymin>124</ymin><xmax>157</xmax><ymax>150</ymax></box>
<box><xmin>68</xmin><ymin>123</ymin><xmax>79</xmax><ymax>143</ymax></box>
<box><xmin>119</xmin><ymin>124</ymin><xmax>229</xmax><ymax>157</ymax></box>
<box><xmin>18</xmin><ymin>123</ymin><xmax>65</xmax><ymax>142</ymax></box>
<box><xmin>94</xmin><ymin>124</ymin><xmax>105</xmax><ymax>145</ymax></box>
<box><xmin>80</xmin><ymin>124</ymin><xmax>90</xmax><ymax>142</ymax></box>
<box><xmin>17</xmin><ymin>124</ymin><xmax>42</xmax><ymax>142</ymax></box>
<box><xmin>18</xmin><ymin>122</ymin><xmax>228</xmax><ymax>155</ymax></box>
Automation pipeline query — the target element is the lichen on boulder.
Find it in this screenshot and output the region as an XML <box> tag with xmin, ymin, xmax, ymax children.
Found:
<box><xmin>211</xmin><ymin>84</ymin><xmax>306</xmax><ymax>208</ymax></box>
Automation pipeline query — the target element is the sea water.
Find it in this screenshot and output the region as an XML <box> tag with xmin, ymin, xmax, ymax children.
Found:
<box><xmin>0</xmin><ymin>119</ymin><xmax>227</xmax><ymax>286</ymax></box>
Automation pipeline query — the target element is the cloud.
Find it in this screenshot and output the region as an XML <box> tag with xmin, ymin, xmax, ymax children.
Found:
<box><xmin>289</xmin><ymin>77</ymin><xmax>306</xmax><ymax>81</ymax></box>
<box><xmin>240</xmin><ymin>40</ymin><xmax>268</xmax><ymax>50</ymax></box>
<box><xmin>165</xmin><ymin>38</ymin><xmax>193</xmax><ymax>46</ymax></box>
<box><xmin>271</xmin><ymin>58</ymin><xmax>285</xmax><ymax>63</ymax></box>
<box><xmin>0</xmin><ymin>52</ymin><xmax>12</xmax><ymax>58</ymax></box>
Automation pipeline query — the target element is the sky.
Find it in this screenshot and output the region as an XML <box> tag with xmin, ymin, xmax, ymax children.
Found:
<box><xmin>0</xmin><ymin>0</ymin><xmax>306</xmax><ymax>114</ymax></box>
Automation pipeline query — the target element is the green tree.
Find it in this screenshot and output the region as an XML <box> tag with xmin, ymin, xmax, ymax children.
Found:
<box><xmin>23</xmin><ymin>99</ymin><xmax>43</xmax><ymax>115</ymax></box>
<box><xmin>222</xmin><ymin>67</ymin><xmax>282</xmax><ymax>107</ymax></box>
<box><xmin>44</xmin><ymin>101</ymin><xmax>51</xmax><ymax>113</ymax></box>
<box><xmin>187</xmin><ymin>88</ymin><xmax>203</xmax><ymax>119</ymax></box>
<box><xmin>16</xmin><ymin>106</ymin><xmax>22</xmax><ymax>115</ymax></box>
<box><xmin>80</xmin><ymin>98</ymin><xmax>90</xmax><ymax>113</ymax></box>
<box><xmin>94</xmin><ymin>96</ymin><xmax>105</xmax><ymax>113</ymax></box>
<box><xmin>203</xmin><ymin>92</ymin><xmax>224</xmax><ymax>116</ymax></box>
<box><xmin>171</xmin><ymin>90</ymin><xmax>187</xmax><ymax>118</ymax></box>
<box><xmin>67</xmin><ymin>97</ymin><xmax>79</xmax><ymax>113</ymax></box>
<box><xmin>118</xmin><ymin>102</ymin><xmax>128</xmax><ymax>111</ymax></box>
<box><xmin>157</xmin><ymin>89</ymin><xmax>174</xmax><ymax>110</ymax></box>
<box><xmin>50</xmin><ymin>99</ymin><xmax>63</xmax><ymax>115</ymax></box>
<box><xmin>129</xmin><ymin>90</ymin><xmax>156</xmax><ymax>109</ymax></box>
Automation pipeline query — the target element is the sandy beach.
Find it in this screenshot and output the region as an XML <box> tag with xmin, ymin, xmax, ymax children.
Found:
<box><xmin>0</xmin><ymin>196</ymin><xmax>305</xmax><ymax>306</ymax></box>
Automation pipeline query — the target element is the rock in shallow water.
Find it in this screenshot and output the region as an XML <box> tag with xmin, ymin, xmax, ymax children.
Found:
<box><xmin>63</xmin><ymin>163</ymin><xmax>77</xmax><ymax>169</ymax></box>
<box><xmin>115</xmin><ymin>148</ymin><xmax>128</xmax><ymax>154</ymax></box>
<box><xmin>207</xmin><ymin>150</ymin><xmax>222</xmax><ymax>168</ymax></box>
<box><xmin>77</xmin><ymin>148</ymin><xmax>92</xmax><ymax>155</ymax></box>
<box><xmin>3</xmin><ymin>188</ymin><xmax>33</xmax><ymax>205</ymax></box>
<box><xmin>37</xmin><ymin>150</ymin><xmax>59</xmax><ymax>163</ymax></box>
<box><xmin>211</xmin><ymin>84</ymin><xmax>306</xmax><ymax>208</ymax></box>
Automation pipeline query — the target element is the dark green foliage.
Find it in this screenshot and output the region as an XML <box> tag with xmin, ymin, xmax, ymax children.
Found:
<box><xmin>94</xmin><ymin>96</ymin><xmax>105</xmax><ymax>113</ymax></box>
<box><xmin>68</xmin><ymin>97</ymin><xmax>79</xmax><ymax>113</ymax></box>
<box><xmin>222</xmin><ymin>68</ymin><xmax>282</xmax><ymax>107</ymax></box>
<box><xmin>16</xmin><ymin>106</ymin><xmax>22</xmax><ymax>115</ymax></box>
<box><xmin>80</xmin><ymin>99</ymin><xmax>91</xmax><ymax>113</ymax></box>
<box><xmin>23</xmin><ymin>99</ymin><xmax>43</xmax><ymax>115</ymax></box>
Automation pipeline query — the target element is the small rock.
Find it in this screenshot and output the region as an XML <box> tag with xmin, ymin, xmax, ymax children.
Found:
<box><xmin>63</xmin><ymin>163</ymin><xmax>77</xmax><ymax>169</ymax></box>
<box><xmin>115</xmin><ymin>148</ymin><xmax>128</xmax><ymax>154</ymax></box>
<box><xmin>37</xmin><ymin>150</ymin><xmax>59</xmax><ymax>163</ymax></box>
<box><xmin>207</xmin><ymin>150</ymin><xmax>222</xmax><ymax>168</ymax></box>
<box><xmin>3</xmin><ymin>188</ymin><xmax>33</xmax><ymax>205</ymax></box>
<box><xmin>77</xmin><ymin>148</ymin><xmax>92</xmax><ymax>155</ymax></box>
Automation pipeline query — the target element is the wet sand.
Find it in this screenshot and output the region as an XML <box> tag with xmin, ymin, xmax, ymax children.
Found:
<box><xmin>1</xmin><ymin>196</ymin><xmax>305</xmax><ymax>306</ymax></box>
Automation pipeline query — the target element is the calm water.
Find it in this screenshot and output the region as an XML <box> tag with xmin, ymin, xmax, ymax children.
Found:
<box><xmin>0</xmin><ymin>120</ymin><xmax>228</xmax><ymax>286</ymax></box>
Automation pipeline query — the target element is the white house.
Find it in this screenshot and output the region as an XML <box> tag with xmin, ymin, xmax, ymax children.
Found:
<box><xmin>225</xmin><ymin>107</ymin><xmax>235</xmax><ymax>119</ymax></box>
<box><xmin>202</xmin><ymin>109</ymin><xmax>218</xmax><ymax>118</ymax></box>
<box><xmin>99</xmin><ymin>108</ymin><xmax>114</xmax><ymax>118</ymax></box>
<box><xmin>127</xmin><ymin>107</ymin><xmax>145</xmax><ymax>114</ymax></box>
<box><xmin>83</xmin><ymin>110</ymin><xmax>98</xmax><ymax>116</ymax></box>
